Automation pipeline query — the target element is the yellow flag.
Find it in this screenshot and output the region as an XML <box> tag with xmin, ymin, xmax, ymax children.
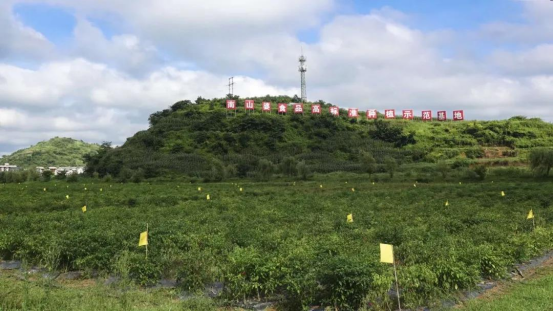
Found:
<box><xmin>198</xmin><ymin>187</ymin><xmax>202</xmax><ymax>191</ymax></box>
<box><xmin>445</xmin><ymin>200</ymin><xmax>449</xmax><ymax>207</ymax></box>
<box><xmin>372</xmin><ymin>182</ymin><xmax>375</xmax><ymax>185</ymax></box>
<box><xmin>81</xmin><ymin>205</ymin><xmax>87</xmax><ymax>213</ymax></box>
<box><xmin>527</xmin><ymin>209</ymin><xmax>534</xmax><ymax>219</ymax></box>
<box><xmin>66</xmin><ymin>195</ymin><xmax>69</xmax><ymax>199</ymax></box>
<box><xmin>351</xmin><ymin>188</ymin><xmax>355</xmax><ymax>192</ymax></box>
<box><xmin>100</xmin><ymin>188</ymin><xmax>103</xmax><ymax>192</ymax></box>
<box><xmin>206</xmin><ymin>194</ymin><xmax>210</xmax><ymax>200</ymax></box>
<box><xmin>413</xmin><ymin>184</ymin><xmax>417</xmax><ymax>187</ymax></box>
<box><xmin>459</xmin><ymin>182</ymin><xmax>462</xmax><ymax>185</ymax></box>
<box><xmin>240</xmin><ymin>188</ymin><xmax>243</xmax><ymax>192</ymax></box>
<box><xmin>347</xmin><ymin>213</ymin><xmax>353</xmax><ymax>223</ymax></box>
<box><xmin>501</xmin><ymin>191</ymin><xmax>505</xmax><ymax>197</ymax></box>
<box><xmin>380</xmin><ymin>243</ymin><xmax>394</xmax><ymax>264</ymax></box>
<box><xmin>43</xmin><ymin>188</ymin><xmax>46</xmax><ymax>191</ymax></box>
<box><xmin>345</xmin><ymin>181</ymin><xmax>348</xmax><ymax>184</ymax></box>
<box><xmin>84</xmin><ymin>188</ymin><xmax>87</xmax><ymax>191</ymax></box>
<box><xmin>138</xmin><ymin>231</ymin><xmax>148</xmax><ymax>246</ymax></box>
<box><xmin>320</xmin><ymin>185</ymin><xmax>323</xmax><ymax>188</ymax></box>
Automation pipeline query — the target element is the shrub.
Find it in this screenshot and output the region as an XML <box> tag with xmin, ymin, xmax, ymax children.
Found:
<box><xmin>529</xmin><ymin>148</ymin><xmax>553</xmax><ymax>176</ymax></box>
<box><xmin>297</xmin><ymin>161</ymin><xmax>311</xmax><ymax>180</ymax></box>
<box><xmin>55</xmin><ymin>170</ymin><xmax>67</xmax><ymax>180</ymax></box>
<box><xmin>384</xmin><ymin>157</ymin><xmax>398</xmax><ymax>179</ymax></box>
<box><xmin>473</xmin><ymin>164</ymin><xmax>488</xmax><ymax>180</ymax></box>
<box><xmin>118</xmin><ymin>167</ymin><xmax>134</xmax><ymax>183</ymax></box>
<box><xmin>42</xmin><ymin>170</ymin><xmax>53</xmax><ymax>182</ymax></box>
<box><xmin>131</xmin><ymin>168</ymin><xmax>145</xmax><ymax>183</ymax></box>
<box><xmin>451</xmin><ymin>158</ymin><xmax>471</xmax><ymax>169</ymax></box>
<box><xmin>436</xmin><ymin>161</ymin><xmax>449</xmax><ymax>179</ymax></box>
<box><xmin>360</xmin><ymin>152</ymin><xmax>377</xmax><ymax>178</ymax></box>
<box><xmin>92</xmin><ymin>171</ymin><xmax>100</xmax><ymax>179</ymax></box>
<box><xmin>255</xmin><ymin>159</ymin><xmax>274</xmax><ymax>181</ymax></box>
<box><xmin>103</xmin><ymin>174</ymin><xmax>113</xmax><ymax>182</ymax></box>
<box><xmin>317</xmin><ymin>255</ymin><xmax>376</xmax><ymax>310</ymax></box>
<box><xmin>465</xmin><ymin>148</ymin><xmax>485</xmax><ymax>159</ymax></box>
<box><xmin>67</xmin><ymin>174</ymin><xmax>79</xmax><ymax>183</ymax></box>
<box><xmin>280</xmin><ymin>157</ymin><xmax>298</xmax><ymax>177</ymax></box>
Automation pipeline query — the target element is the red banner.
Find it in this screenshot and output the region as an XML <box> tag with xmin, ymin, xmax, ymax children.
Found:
<box><xmin>244</xmin><ymin>100</ymin><xmax>254</xmax><ymax>110</ymax></box>
<box><xmin>262</xmin><ymin>102</ymin><xmax>271</xmax><ymax>112</ymax></box>
<box><xmin>402</xmin><ymin>110</ymin><xmax>414</xmax><ymax>120</ymax></box>
<box><xmin>293</xmin><ymin>103</ymin><xmax>304</xmax><ymax>114</ymax></box>
<box><xmin>453</xmin><ymin>110</ymin><xmax>464</xmax><ymax>121</ymax></box>
<box><xmin>348</xmin><ymin>108</ymin><xmax>359</xmax><ymax>118</ymax></box>
<box><xmin>385</xmin><ymin>109</ymin><xmax>395</xmax><ymax>119</ymax></box>
<box><xmin>366</xmin><ymin>109</ymin><xmax>377</xmax><ymax>119</ymax></box>
<box><xmin>278</xmin><ymin>103</ymin><xmax>287</xmax><ymax>113</ymax></box>
<box><xmin>226</xmin><ymin>100</ymin><xmax>236</xmax><ymax>110</ymax></box>
<box><xmin>421</xmin><ymin>110</ymin><xmax>432</xmax><ymax>121</ymax></box>
<box><xmin>437</xmin><ymin>111</ymin><xmax>447</xmax><ymax>121</ymax></box>
<box><xmin>311</xmin><ymin>104</ymin><xmax>321</xmax><ymax>114</ymax></box>
<box><xmin>329</xmin><ymin>106</ymin><xmax>339</xmax><ymax>116</ymax></box>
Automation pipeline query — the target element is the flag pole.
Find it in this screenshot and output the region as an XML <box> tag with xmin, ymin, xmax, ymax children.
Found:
<box><xmin>146</xmin><ymin>223</ymin><xmax>149</xmax><ymax>259</ymax></box>
<box><xmin>393</xmin><ymin>258</ymin><xmax>401</xmax><ymax>311</ymax></box>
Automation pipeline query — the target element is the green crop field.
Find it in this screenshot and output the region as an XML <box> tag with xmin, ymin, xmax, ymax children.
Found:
<box><xmin>1</xmin><ymin>173</ymin><xmax>552</xmax><ymax>310</ymax></box>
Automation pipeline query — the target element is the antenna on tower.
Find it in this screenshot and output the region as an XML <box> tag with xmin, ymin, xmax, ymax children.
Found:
<box><xmin>298</xmin><ymin>48</ymin><xmax>307</xmax><ymax>102</ymax></box>
<box><xmin>227</xmin><ymin>77</ymin><xmax>234</xmax><ymax>98</ymax></box>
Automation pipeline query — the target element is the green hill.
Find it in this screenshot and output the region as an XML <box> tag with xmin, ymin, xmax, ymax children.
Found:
<box><xmin>1</xmin><ymin>137</ymin><xmax>100</xmax><ymax>168</ymax></box>
<box><xmin>85</xmin><ymin>96</ymin><xmax>553</xmax><ymax>179</ymax></box>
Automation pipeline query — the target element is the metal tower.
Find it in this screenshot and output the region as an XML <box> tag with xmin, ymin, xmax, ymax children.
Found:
<box><xmin>298</xmin><ymin>51</ymin><xmax>307</xmax><ymax>102</ymax></box>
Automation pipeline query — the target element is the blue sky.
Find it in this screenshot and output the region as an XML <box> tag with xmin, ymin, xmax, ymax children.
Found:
<box><xmin>1</xmin><ymin>0</ymin><xmax>553</xmax><ymax>153</ymax></box>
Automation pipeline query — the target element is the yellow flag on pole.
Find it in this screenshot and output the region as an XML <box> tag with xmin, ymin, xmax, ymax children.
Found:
<box><xmin>206</xmin><ymin>194</ymin><xmax>210</xmax><ymax>200</ymax></box>
<box><xmin>501</xmin><ymin>191</ymin><xmax>505</xmax><ymax>197</ymax></box>
<box><xmin>380</xmin><ymin>243</ymin><xmax>394</xmax><ymax>264</ymax></box>
<box><xmin>198</xmin><ymin>187</ymin><xmax>202</xmax><ymax>191</ymax></box>
<box><xmin>413</xmin><ymin>184</ymin><xmax>416</xmax><ymax>187</ymax></box>
<box><xmin>320</xmin><ymin>184</ymin><xmax>323</xmax><ymax>188</ymax></box>
<box><xmin>100</xmin><ymin>188</ymin><xmax>103</xmax><ymax>192</ymax></box>
<box><xmin>81</xmin><ymin>205</ymin><xmax>87</xmax><ymax>213</ymax></box>
<box><xmin>347</xmin><ymin>213</ymin><xmax>353</xmax><ymax>223</ymax></box>
<box><xmin>240</xmin><ymin>188</ymin><xmax>243</xmax><ymax>192</ymax></box>
<box><xmin>527</xmin><ymin>209</ymin><xmax>534</xmax><ymax>219</ymax></box>
<box><xmin>43</xmin><ymin>188</ymin><xmax>46</xmax><ymax>191</ymax></box>
<box><xmin>351</xmin><ymin>188</ymin><xmax>355</xmax><ymax>192</ymax></box>
<box><xmin>66</xmin><ymin>195</ymin><xmax>69</xmax><ymax>199</ymax></box>
<box><xmin>139</xmin><ymin>231</ymin><xmax>148</xmax><ymax>246</ymax></box>
<box><xmin>445</xmin><ymin>200</ymin><xmax>449</xmax><ymax>207</ymax></box>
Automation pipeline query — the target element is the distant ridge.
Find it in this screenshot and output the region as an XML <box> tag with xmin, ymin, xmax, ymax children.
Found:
<box><xmin>0</xmin><ymin>137</ymin><xmax>100</xmax><ymax>168</ymax></box>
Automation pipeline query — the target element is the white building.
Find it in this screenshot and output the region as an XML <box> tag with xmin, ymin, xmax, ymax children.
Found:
<box><xmin>0</xmin><ymin>163</ymin><xmax>18</xmax><ymax>172</ymax></box>
<box><xmin>36</xmin><ymin>166</ymin><xmax>84</xmax><ymax>175</ymax></box>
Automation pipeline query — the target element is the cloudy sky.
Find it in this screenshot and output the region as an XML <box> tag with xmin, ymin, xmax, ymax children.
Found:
<box><xmin>1</xmin><ymin>0</ymin><xmax>553</xmax><ymax>154</ymax></box>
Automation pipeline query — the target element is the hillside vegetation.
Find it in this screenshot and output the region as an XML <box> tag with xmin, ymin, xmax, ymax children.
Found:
<box><xmin>85</xmin><ymin>96</ymin><xmax>553</xmax><ymax>179</ymax></box>
<box><xmin>0</xmin><ymin>137</ymin><xmax>100</xmax><ymax>168</ymax></box>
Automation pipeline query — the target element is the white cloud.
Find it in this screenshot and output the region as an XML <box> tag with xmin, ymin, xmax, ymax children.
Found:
<box><xmin>0</xmin><ymin>58</ymin><xmax>298</xmax><ymax>150</ymax></box>
<box><xmin>71</xmin><ymin>17</ymin><xmax>160</xmax><ymax>75</ymax></box>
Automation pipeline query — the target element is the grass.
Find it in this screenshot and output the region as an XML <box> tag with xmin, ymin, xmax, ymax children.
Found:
<box><xmin>0</xmin><ymin>271</ymin><xmax>214</xmax><ymax>310</ymax></box>
<box><xmin>0</xmin><ymin>174</ymin><xmax>552</xmax><ymax>310</ymax></box>
<box><xmin>460</xmin><ymin>262</ymin><xmax>553</xmax><ymax>310</ymax></box>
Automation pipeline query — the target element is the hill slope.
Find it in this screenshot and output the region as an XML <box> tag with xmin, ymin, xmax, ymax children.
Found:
<box><xmin>0</xmin><ymin>137</ymin><xmax>100</xmax><ymax>168</ymax></box>
<box><xmin>85</xmin><ymin>96</ymin><xmax>553</xmax><ymax>178</ymax></box>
